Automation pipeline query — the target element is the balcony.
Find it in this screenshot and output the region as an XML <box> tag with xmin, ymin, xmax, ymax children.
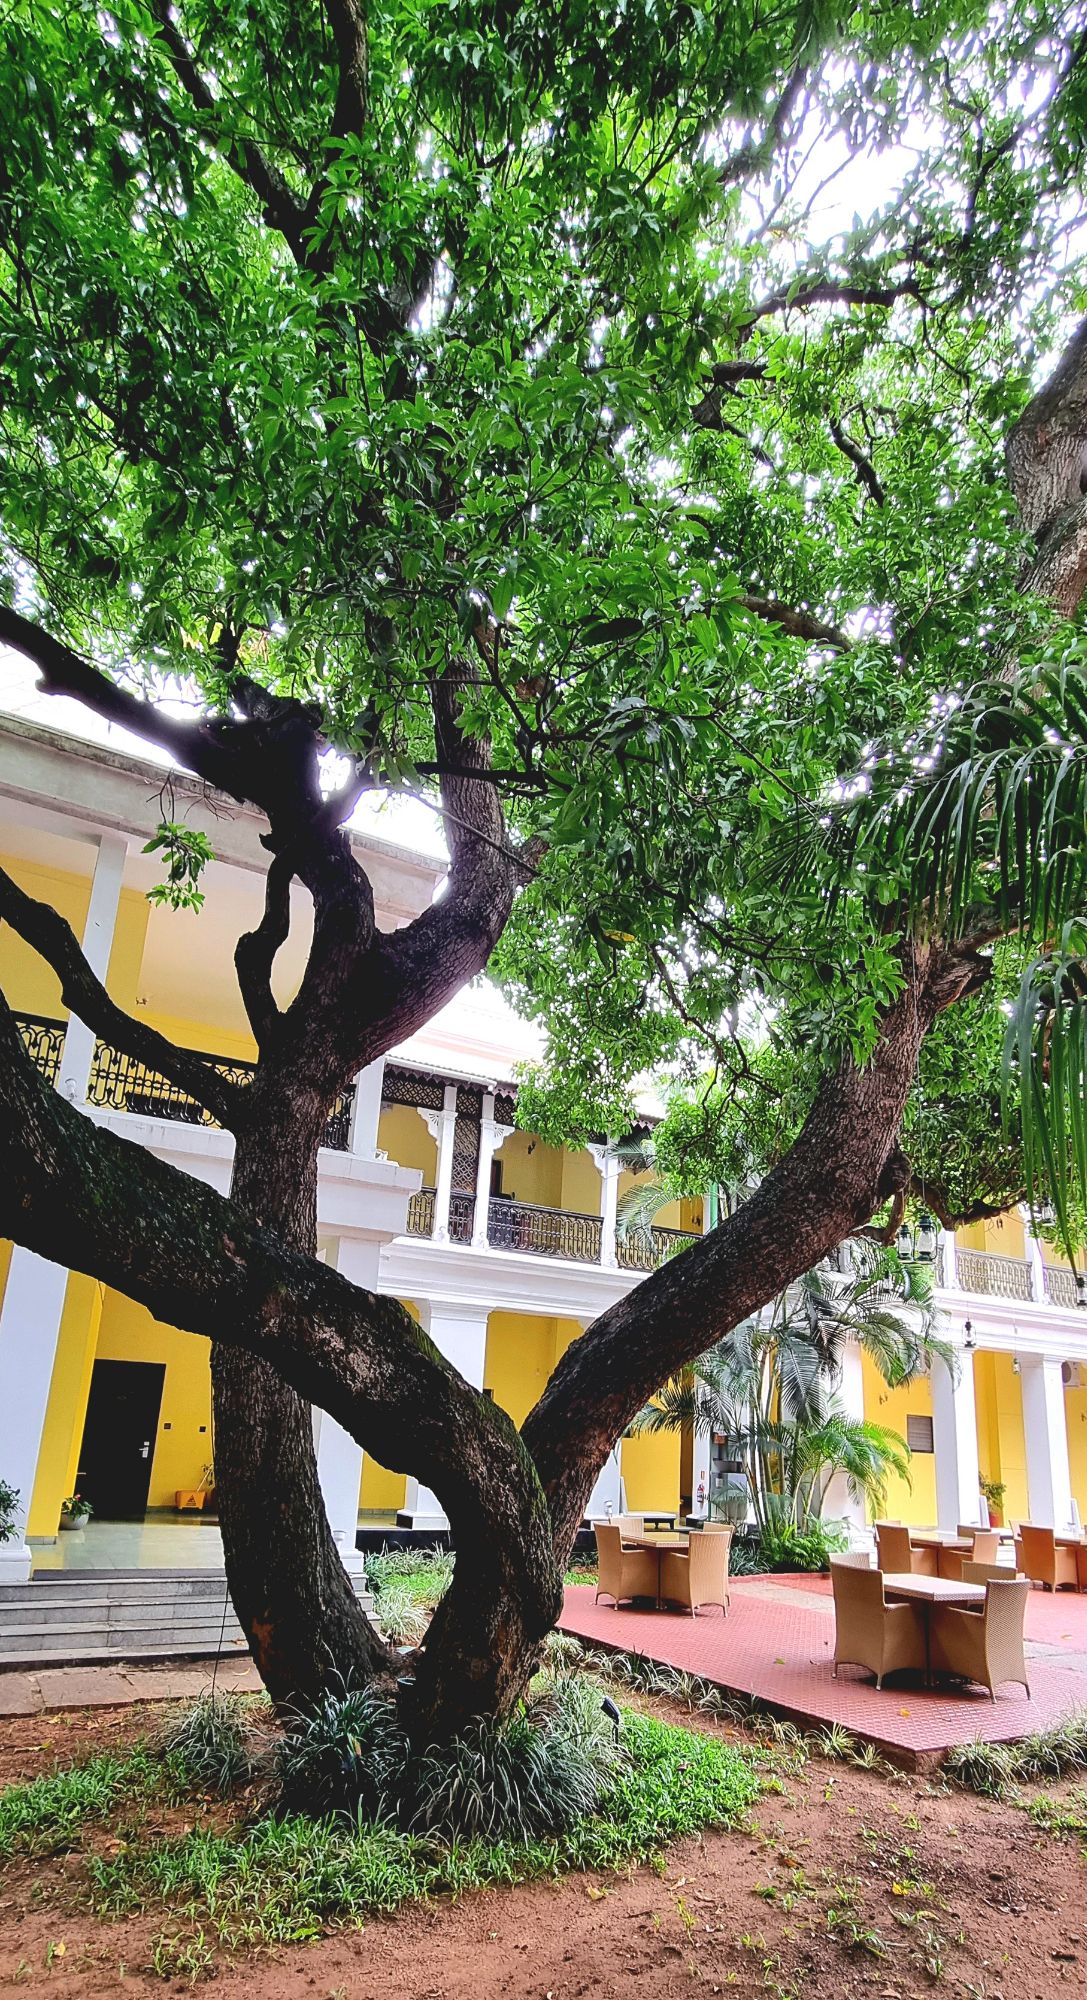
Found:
<box><xmin>952</xmin><ymin>1246</ymin><xmax>1084</xmax><ymax>1312</ymax></box>
<box><xmin>403</xmin><ymin>1189</ymin><xmax>694</xmax><ymax>1269</ymax></box>
<box><xmin>15</xmin><ymin>1014</ymin><xmax>355</xmax><ymax>1150</ymax></box>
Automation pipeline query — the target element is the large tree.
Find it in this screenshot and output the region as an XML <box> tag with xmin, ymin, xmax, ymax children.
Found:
<box><xmin>2</xmin><ymin>0</ymin><xmax>1087</xmax><ymax>1743</ymax></box>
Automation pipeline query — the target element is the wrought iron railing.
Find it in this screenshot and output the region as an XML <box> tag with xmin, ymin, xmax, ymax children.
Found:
<box><xmin>16</xmin><ymin>1013</ymin><xmax>66</xmax><ymax>1086</ymax></box>
<box><xmin>616</xmin><ymin>1225</ymin><xmax>697</xmax><ymax>1272</ymax></box>
<box><xmin>955</xmin><ymin>1249</ymin><xmax>1033</xmax><ymax>1302</ymax></box>
<box><xmin>15</xmin><ymin>1013</ymin><xmax>353</xmax><ymax>1148</ymax></box>
<box><xmin>487</xmin><ymin>1198</ymin><xmax>603</xmax><ymax>1261</ymax></box>
<box><xmin>449</xmin><ymin>1191</ymin><xmax>475</xmax><ymax>1242</ymax></box>
<box><xmin>406</xmin><ymin>1187</ymin><xmax>436</xmax><ymax>1236</ymax></box>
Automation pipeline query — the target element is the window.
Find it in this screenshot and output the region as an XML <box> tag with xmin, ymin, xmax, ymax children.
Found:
<box><xmin>906</xmin><ymin>1414</ymin><xmax>934</xmax><ymax>1454</ymax></box>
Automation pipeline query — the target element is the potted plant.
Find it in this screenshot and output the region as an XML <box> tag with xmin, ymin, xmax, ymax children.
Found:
<box><xmin>711</xmin><ymin>1475</ymin><xmax>750</xmax><ymax>1526</ymax></box>
<box><xmin>980</xmin><ymin>1476</ymin><xmax>1007</xmax><ymax>1527</ymax></box>
<box><xmin>60</xmin><ymin>1493</ymin><xmax>93</xmax><ymax>1533</ymax></box>
<box><xmin>0</xmin><ymin>1480</ymin><xmax>30</xmax><ymax>1584</ymax></box>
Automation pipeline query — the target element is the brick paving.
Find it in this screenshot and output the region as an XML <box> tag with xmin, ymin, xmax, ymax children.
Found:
<box><xmin>559</xmin><ymin>1576</ymin><xmax>1087</xmax><ymax>1766</ymax></box>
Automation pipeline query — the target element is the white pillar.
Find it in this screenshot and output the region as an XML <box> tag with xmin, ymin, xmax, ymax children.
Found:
<box><xmin>932</xmin><ymin>1346</ymin><xmax>982</xmax><ymax>1530</ymax></box>
<box><xmin>428</xmin><ymin>1085</ymin><xmax>458</xmax><ymax>1244</ymax></box>
<box><xmin>347</xmin><ymin>1057</ymin><xmax>385</xmax><ymax>1158</ymax></box>
<box><xmin>1020</xmin><ymin>1353</ymin><xmax>1075</xmax><ymax>1530</ymax></box>
<box><xmin>588</xmin><ymin>1146</ymin><xmax>621</xmax><ymax>1268</ymax></box>
<box><xmin>56</xmin><ymin>832</ymin><xmax>128</xmax><ymax>1102</ymax></box>
<box><xmin>1021</xmin><ymin>1211</ymin><xmax>1048</xmax><ymax>1305</ymax></box>
<box><xmin>939</xmin><ymin>1228</ymin><xmax>959</xmax><ymax>1291</ymax></box>
<box><xmin>690</xmin><ymin>1384</ymin><xmax>712</xmax><ymax>1522</ymax></box>
<box><xmin>399</xmin><ymin>1300</ymin><xmax>489</xmax><ymax>1528</ymax></box>
<box><xmin>313</xmin><ymin>1236</ymin><xmax>381</xmax><ymax>1577</ymax></box>
<box><xmin>471</xmin><ymin>1093</ymin><xmax>499</xmax><ymax>1249</ymax></box>
<box><xmin>0</xmin><ymin>832</ymin><xmax>128</xmax><ymax>1573</ymax></box>
<box><xmin>585</xmin><ymin>1445</ymin><xmax>623</xmax><ymax>1520</ymax></box>
<box><xmin>822</xmin><ymin>1338</ymin><xmax>869</xmax><ymax>1535</ymax></box>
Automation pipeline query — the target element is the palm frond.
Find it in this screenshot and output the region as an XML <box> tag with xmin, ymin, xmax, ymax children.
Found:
<box><xmin>1003</xmin><ymin>926</ymin><xmax>1087</xmax><ymax>1257</ymax></box>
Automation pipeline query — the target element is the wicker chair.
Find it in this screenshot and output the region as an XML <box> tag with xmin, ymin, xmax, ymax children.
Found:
<box><xmin>1017</xmin><ymin>1524</ymin><xmax>1078</xmax><ymax>1591</ymax></box>
<box><xmin>660</xmin><ymin>1527</ymin><xmax>732</xmax><ymax>1616</ymax></box>
<box><xmin>594</xmin><ymin>1524</ymin><xmax>658</xmax><ymax>1607</ymax></box>
<box><xmin>938</xmin><ymin>1529</ymin><xmax>999</xmax><ymax>1582</ymax></box>
<box><xmin>962</xmin><ymin>1559</ymin><xmax>1013</xmax><ymax>1585</ymax></box>
<box><xmin>970</xmin><ymin>1530</ymin><xmax>1001</xmax><ymax>1565</ymax></box>
<box><xmin>830</xmin><ymin>1560</ymin><xmax>927</xmax><ymax>1689</ymax></box>
<box><xmin>928</xmin><ymin>1577</ymin><xmax>1031</xmax><ymax>1699</ymax></box>
<box><xmin>876</xmin><ymin>1522</ymin><xmax>938</xmax><ymax>1577</ymax></box>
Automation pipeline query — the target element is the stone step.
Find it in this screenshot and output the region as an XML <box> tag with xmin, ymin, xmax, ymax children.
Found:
<box><xmin>0</xmin><ymin>1578</ymin><xmax>237</xmax><ymax>1608</ymax></box>
<box><xmin>0</xmin><ymin>1570</ymin><xmax>371</xmax><ymax>1669</ymax></box>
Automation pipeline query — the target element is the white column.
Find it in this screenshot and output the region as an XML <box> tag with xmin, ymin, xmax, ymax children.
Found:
<box><xmin>428</xmin><ymin>1085</ymin><xmax>458</xmax><ymax>1243</ymax></box>
<box><xmin>690</xmin><ymin>1384</ymin><xmax>712</xmax><ymax>1522</ymax></box>
<box><xmin>56</xmin><ymin>832</ymin><xmax>128</xmax><ymax>1102</ymax></box>
<box><xmin>313</xmin><ymin>1236</ymin><xmax>381</xmax><ymax>1577</ymax></box>
<box><xmin>471</xmin><ymin>1093</ymin><xmax>499</xmax><ymax>1249</ymax></box>
<box><xmin>0</xmin><ymin>832</ymin><xmax>128</xmax><ymax>1575</ymax></box>
<box><xmin>347</xmin><ymin>1057</ymin><xmax>385</xmax><ymax>1158</ymax></box>
<box><xmin>588</xmin><ymin>1146</ymin><xmax>621</xmax><ymax>1268</ymax></box>
<box><xmin>1021</xmin><ymin>1212</ymin><xmax>1048</xmax><ymax>1305</ymax></box>
<box><xmin>1020</xmin><ymin>1353</ymin><xmax>1075</xmax><ymax>1530</ymax></box>
<box><xmin>585</xmin><ymin>1445</ymin><xmax>623</xmax><ymax>1520</ymax></box>
<box><xmin>939</xmin><ymin>1228</ymin><xmax>960</xmax><ymax>1291</ymax></box>
<box><xmin>399</xmin><ymin>1300</ymin><xmax>489</xmax><ymax>1528</ymax></box>
<box><xmin>822</xmin><ymin>1338</ymin><xmax>870</xmax><ymax>1536</ymax></box>
<box><xmin>932</xmin><ymin>1346</ymin><xmax>982</xmax><ymax>1530</ymax></box>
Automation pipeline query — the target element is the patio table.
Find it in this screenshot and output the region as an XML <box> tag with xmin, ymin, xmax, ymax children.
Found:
<box><xmin>623</xmin><ymin>1530</ymin><xmax>689</xmax><ymax>1608</ymax></box>
<box><xmin>910</xmin><ymin>1533</ymin><xmax>972</xmax><ymax>1552</ymax></box>
<box><xmin>881</xmin><ymin>1572</ymin><xmax>986</xmax><ymax>1684</ymax></box>
<box><xmin>640</xmin><ymin>1512</ymin><xmax>678</xmax><ymax>1531</ymax></box>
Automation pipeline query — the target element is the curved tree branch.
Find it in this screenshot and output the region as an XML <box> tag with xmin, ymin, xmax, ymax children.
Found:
<box><xmin>0</xmin><ymin>864</ymin><xmax>244</xmax><ymax>1128</ymax></box>
<box><xmin>234</xmin><ymin>853</ymin><xmax>293</xmax><ymax>1053</ymax></box>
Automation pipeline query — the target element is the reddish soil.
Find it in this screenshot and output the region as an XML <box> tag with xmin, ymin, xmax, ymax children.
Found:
<box><xmin>0</xmin><ymin>1702</ymin><xmax>1085</xmax><ymax>1998</ymax></box>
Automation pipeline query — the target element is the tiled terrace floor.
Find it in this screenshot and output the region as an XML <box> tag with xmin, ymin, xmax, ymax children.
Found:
<box><xmin>558</xmin><ymin>1575</ymin><xmax>1087</xmax><ymax>1766</ymax></box>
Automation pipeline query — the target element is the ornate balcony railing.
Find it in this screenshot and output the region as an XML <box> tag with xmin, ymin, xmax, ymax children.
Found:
<box><xmin>449</xmin><ymin>1191</ymin><xmax>475</xmax><ymax>1242</ymax></box>
<box><xmin>487</xmin><ymin>1198</ymin><xmax>603</xmax><ymax>1261</ymax></box>
<box><xmin>16</xmin><ymin>1013</ymin><xmax>66</xmax><ymax>1086</ymax></box>
<box><xmin>1043</xmin><ymin>1265</ymin><xmax>1080</xmax><ymax>1310</ymax></box>
<box><xmin>955</xmin><ymin>1249</ymin><xmax>1033</xmax><ymax>1302</ymax></box>
<box><xmin>15</xmin><ymin>1014</ymin><xmax>353</xmax><ymax>1149</ymax></box>
<box><xmin>406</xmin><ymin>1187</ymin><xmax>436</xmax><ymax>1236</ymax></box>
<box><xmin>616</xmin><ymin>1225</ymin><xmax>697</xmax><ymax>1272</ymax></box>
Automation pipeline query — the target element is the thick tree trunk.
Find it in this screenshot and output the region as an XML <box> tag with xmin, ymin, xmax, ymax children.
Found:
<box><xmin>214</xmin><ymin>1084</ymin><xmax>392</xmax><ymax>1706</ymax></box>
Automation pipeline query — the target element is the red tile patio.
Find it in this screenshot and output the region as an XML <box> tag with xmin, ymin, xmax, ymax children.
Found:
<box><xmin>558</xmin><ymin>1576</ymin><xmax>1087</xmax><ymax>1768</ymax></box>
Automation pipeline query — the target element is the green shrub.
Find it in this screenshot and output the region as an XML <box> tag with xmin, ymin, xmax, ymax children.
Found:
<box><xmin>277</xmin><ymin>1679</ymin><xmax>407</xmax><ymax>1820</ymax></box>
<box><xmin>409</xmin><ymin>1673</ymin><xmax>618</xmax><ymax>1842</ymax></box>
<box><xmin>158</xmin><ymin>1692</ymin><xmax>255</xmax><ymax>1795</ymax></box>
<box><xmin>367</xmin><ymin>1547</ymin><xmax>455</xmax><ymax>1643</ymax></box>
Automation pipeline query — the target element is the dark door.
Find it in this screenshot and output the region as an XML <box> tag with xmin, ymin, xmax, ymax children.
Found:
<box><xmin>76</xmin><ymin>1360</ymin><xmax>165</xmax><ymax>1519</ymax></box>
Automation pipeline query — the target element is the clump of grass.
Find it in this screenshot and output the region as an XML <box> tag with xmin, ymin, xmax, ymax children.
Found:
<box><xmin>367</xmin><ymin>1547</ymin><xmax>455</xmax><ymax>1643</ymax></box>
<box><xmin>410</xmin><ymin>1672</ymin><xmax>618</xmax><ymax>1842</ymax></box>
<box><xmin>0</xmin><ymin>1751</ymin><xmax>157</xmax><ymax>1858</ymax></box>
<box><xmin>88</xmin><ymin>1706</ymin><xmax>762</xmax><ymax>1965</ymax></box>
<box><xmin>945</xmin><ymin>1710</ymin><xmax>1087</xmax><ymax>1797</ymax></box>
<box><xmin>158</xmin><ymin>1692</ymin><xmax>257</xmax><ymax>1795</ymax></box>
<box><xmin>277</xmin><ymin>1678</ymin><xmax>407</xmax><ymax>1820</ymax></box>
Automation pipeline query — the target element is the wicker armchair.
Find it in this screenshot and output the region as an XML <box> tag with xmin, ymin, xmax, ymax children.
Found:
<box><xmin>876</xmin><ymin>1522</ymin><xmax>938</xmax><ymax>1577</ymax></box>
<box><xmin>938</xmin><ymin>1530</ymin><xmax>999</xmax><ymax>1582</ymax></box>
<box><xmin>962</xmin><ymin>1559</ymin><xmax>1012</xmax><ymax>1585</ymax></box>
<box><xmin>831</xmin><ymin>1560</ymin><xmax>927</xmax><ymax>1689</ymax></box>
<box><xmin>1017</xmin><ymin>1524</ymin><xmax>1078</xmax><ymax>1591</ymax></box>
<box><xmin>928</xmin><ymin>1577</ymin><xmax>1031</xmax><ymax>1699</ymax></box>
<box><xmin>660</xmin><ymin>1527</ymin><xmax>732</xmax><ymax>1616</ymax></box>
<box><xmin>594</xmin><ymin>1524</ymin><xmax>658</xmax><ymax>1607</ymax></box>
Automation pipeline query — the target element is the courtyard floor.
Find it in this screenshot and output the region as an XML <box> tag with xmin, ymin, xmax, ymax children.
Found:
<box><xmin>559</xmin><ymin>1574</ymin><xmax>1087</xmax><ymax>1764</ymax></box>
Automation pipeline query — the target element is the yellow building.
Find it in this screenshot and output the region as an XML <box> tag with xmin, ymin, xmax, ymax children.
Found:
<box><xmin>3</xmin><ymin>715</ymin><xmax>1087</xmax><ymax>1584</ymax></box>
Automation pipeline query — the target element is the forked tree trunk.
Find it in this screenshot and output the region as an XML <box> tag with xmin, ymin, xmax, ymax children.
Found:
<box><xmin>214</xmin><ymin>1082</ymin><xmax>391</xmax><ymax>1707</ymax></box>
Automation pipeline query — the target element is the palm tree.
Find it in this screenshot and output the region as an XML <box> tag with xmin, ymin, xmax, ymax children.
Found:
<box><xmin>632</xmin><ymin>1240</ymin><xmax>954</xmax><ymax>1529</ymax></box>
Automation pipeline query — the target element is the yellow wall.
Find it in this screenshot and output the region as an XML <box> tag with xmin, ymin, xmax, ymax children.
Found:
<box><xmin>560</xmin><ymin>1148</ymin><xmax>601</xmax><ymax>1218</ymax></box>
<box><xmin>973</xmin><ymin>1350</ymin><xmax>1029</xmax><ymax>1524</ymax></box>
<box><xmin>860</xmin><ymin>1350</ymin><xmax>936</xmax><ymax>1525</ymax></box>
<box><xmin>377</xmin><ymin>1105</ymin><xmax>437</xmax><ymax>1183</ymax></box>
<box><xmin>94</xmin><ymin>1293</ymin><xmax>213</xmax><ymax>1507</ymax></box>
<box><xmin>617</xmin><ymin>1165</ymin><xmax>684</xmax><ymax>1231</ymax></box>
<box><xmin>494</xmin><ymin>1130</ymin><xmax>563</xmax><ymax>1207</ymax></box>
<box><xmin>485</xmin><ymin>1311</ymin><xmax>558</xmax><ymax>1427</ymax></box>
<box><xmin>0</xmin><ymin>854</ymin><xmax>148</xmax><ymax>1017</ymax></box>
<box><xmin>358</xmin><ymin>1297</ymin><xmax>426</xmax><ymax>1516</ymax></box>
<box><xmin>1067</xmin><ymin>1379</ymin><xmax>1087</xmax><ymax>1522</ymax></box>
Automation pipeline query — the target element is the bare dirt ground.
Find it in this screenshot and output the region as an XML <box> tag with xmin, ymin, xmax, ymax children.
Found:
<box><xmin>0</xmin><ymin>1700</ymin><xmax>1084</xmax><ymax>1999</ymax></box>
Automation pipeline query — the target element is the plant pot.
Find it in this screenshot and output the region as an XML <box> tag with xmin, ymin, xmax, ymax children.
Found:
<box><xmin>175</xmin><ymin>1490</ymin><xmax>206</xmax><ymax>1512</ymax></box>
<box><xmin>59</xmin><ymin>1515</ymin><xmax>87</xmax><ymax>1533</ymax></box>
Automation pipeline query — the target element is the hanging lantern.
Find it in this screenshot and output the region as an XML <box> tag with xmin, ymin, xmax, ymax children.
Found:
<box><xmin>916</xmin><ymin>1213</ymin><xmax>937</xmax><ymax>1263</ymax></box>
<box><xmin>963</xmin><ymin>1317</ymin><xmax>976</xmax><ymax>1351</ymax></box>
<box><xmin>895</xmin><ymin>1221</ymin><xmax>913</xmax><ymax>1260</ymax></box>
<box><xmin>1077</xmin><ymin>1273</ymin><xmax>1087</xmax><ymax>1311</ymax></box>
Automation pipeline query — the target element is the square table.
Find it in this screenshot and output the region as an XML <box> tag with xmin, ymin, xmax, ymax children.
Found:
<box><xmin>880</xmin><ymin>1572</ymin><xmax>986</xmax><ymax>1683</ymax></box>
<box><xmin>622</xmin><ymin>1530</ymin><xmax>689</xmax><ymax>1607</ymax></box>
<box><xmin>640</xmin><ymin>1512</ymin><xmax>678</xmax><ymax>1532</ymax></box>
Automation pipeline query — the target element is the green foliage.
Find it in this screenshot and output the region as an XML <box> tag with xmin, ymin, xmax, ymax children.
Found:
<box><xmin>0</xmin><ymin>1751</ymin><xmax>156</xmax><ymax>1858</ymax></box>
<box><xmin>0</xmin><ymin>1478</ymin><xmax>19</xmax><ymax>1544</ymax></box>
<box><xmin>157</xmin><ymin>1693</ymin><xmax>256</xmax><ymax>1796</ymax></box>
<box><xmin>945</xmin><ymin>1710</ymin><xmax>1087</xmax><ymax>1796</ymax></box>
<box><xmin>409</xmin><ymin>1674</ymin><xmax>618</xmax><ymax>1843</ymax></box>
<box><xmin>753</xmin><ymin>1519</ymin><xmax>848</xmax><ymax>1574</ymax></box>
<box><xmin>142</xmin><ymin>824</ymin><xmax>215</xmax><ymax>913</ymax></box>
<box><xmin>367</xmin><ymin>1546</ymin><xmax>455</xmax><ymax>1644</ymax></box>
<box><xmin>277</xmin><ymin>1680</ymin><xmax>408</xmax><ymax>1822</ymax></box>
<box><xmin>83</xmin><ymin>1706</ymin><xmax>760</xmax><ymax>1967</ymax></box>
<box><xmin>635</xmin><ymin>1242</ymin><xmax>944</xmax><ymax>1528</ymax></box>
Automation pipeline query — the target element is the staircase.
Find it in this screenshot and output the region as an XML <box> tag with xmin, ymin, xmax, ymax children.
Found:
<box><xmin>0</xmin><ymin>1570</ymin><xmax>373</xmax><ymax>1669</ymax></box>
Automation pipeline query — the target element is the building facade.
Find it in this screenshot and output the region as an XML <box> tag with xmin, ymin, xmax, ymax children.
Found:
<box><xmin>2</xmin><ymin>716</ymin><xmax>1087</xmax><ymax>1579</ymax></box>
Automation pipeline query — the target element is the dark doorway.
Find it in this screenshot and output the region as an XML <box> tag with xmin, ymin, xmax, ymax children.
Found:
<box><xmin>76</xmin><ymin>1360</ymin><xmax>165</xmax><ymax>1519</ymax></box>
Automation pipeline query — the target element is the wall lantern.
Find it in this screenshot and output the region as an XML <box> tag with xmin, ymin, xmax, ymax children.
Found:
<box><xmin>963</xmin><ymin>1317</ymin><xmax>976</xmax><ymax>1351</ymax></box>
